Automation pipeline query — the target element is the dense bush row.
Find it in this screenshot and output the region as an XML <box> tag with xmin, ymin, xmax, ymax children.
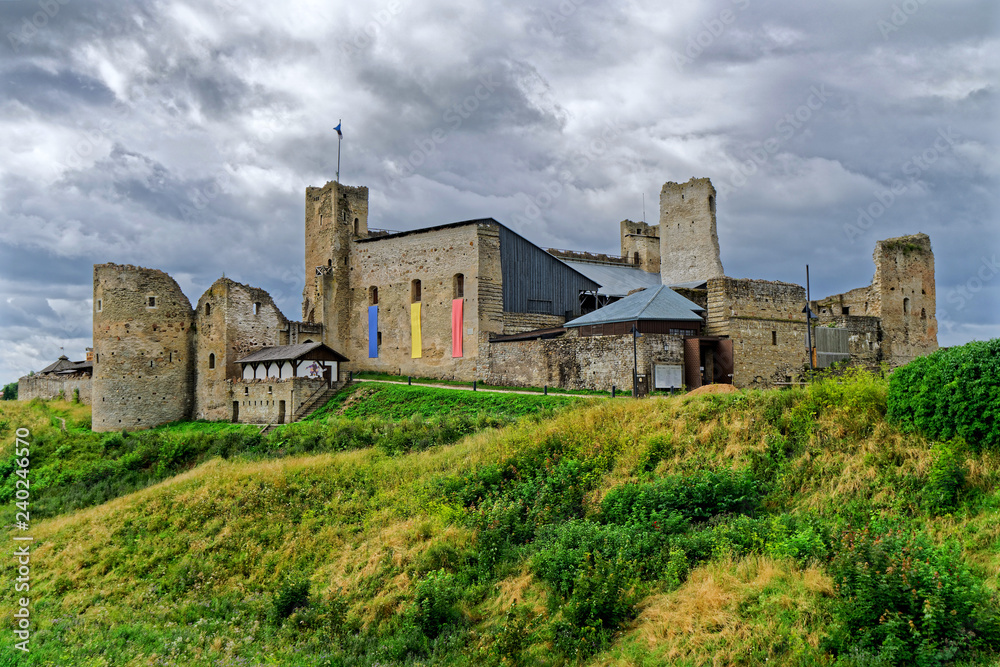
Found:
<box><xmin>888</xmin><ymin>338</ymin><xmax>1000</xmax><ymax>451</ymax></box>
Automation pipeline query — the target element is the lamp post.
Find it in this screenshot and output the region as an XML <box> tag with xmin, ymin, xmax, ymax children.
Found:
<box><xmin>631</xmin><ymin>323</ymin><xmax>641</xmax><ymax>398</ymax></box>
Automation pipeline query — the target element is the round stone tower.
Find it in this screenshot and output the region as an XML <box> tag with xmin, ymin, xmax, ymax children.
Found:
<box><xmin>92</xmin><ymin>263</ymin><xmax>195</xmax><ymax>432</ymax></box>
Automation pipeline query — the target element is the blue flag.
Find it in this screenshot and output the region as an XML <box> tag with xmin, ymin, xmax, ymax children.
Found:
<box><xmin>368</xmin><ymin>305</ymin><xmax>378</xmax><ymax>358</ymax></box>
<box><xmin>334</xmin><ymin>122</ymin><xmax>343</xmax><ymax>137</ymax></box>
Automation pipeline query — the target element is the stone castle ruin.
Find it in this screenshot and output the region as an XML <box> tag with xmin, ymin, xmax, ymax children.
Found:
<box><xmin>20</xmin><ymin>176</ymin><xmax>938</xmax><ymax>431</ymax></box>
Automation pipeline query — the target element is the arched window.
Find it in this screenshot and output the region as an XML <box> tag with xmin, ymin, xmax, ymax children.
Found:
<box><xmin>903</xmin><ymin>297</ymin><xmax>911</xmax><ymax>315</ymax></box>
<box><xmin>708</xmin><ymin>195</ymin><xmax>715</xmax><ymax>215</ymax></box>
<box><xmin>633</xmin><ymin>251</ymin><xmax>639</xmax><ymax>265</ymax></box>
<box><xmin>453</xmin><ymin>274</ymin><xmax>464</xmax><ymax>299</ymax></box>
<box><xmin>354</xmin><ymin>217</ymin><xmax>359</xmax><ymax>235</ymax></box>
<box><xmin>370</xmin><ymin>286</ymin><xmax>379</xmax><ymax>305</ymax></box>
<box><xmin>209</xmin><ymin>353</ymin><xmax>216</xmax><ymax>369</ymax></box>
<box><xmin>205</xmin><ymin>302</ymin><xmax>211</xmax><ymax>316</ymax></box>
<box><xmin>411</xmin><ymin>279</ymin><xmax>421</xmax><ymax>303</ymax></box>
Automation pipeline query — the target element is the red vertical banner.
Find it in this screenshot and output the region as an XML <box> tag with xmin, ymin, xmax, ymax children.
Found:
<box><xmin>452</xmin><ymin>298</ymin><xmax>463</xmax><ymax>358</ymax></box>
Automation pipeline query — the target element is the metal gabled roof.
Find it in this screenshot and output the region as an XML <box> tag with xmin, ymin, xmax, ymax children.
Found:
<box><xmin>564</xmin><ymin>285</ymin><xmax>705</xmax><ymax>327</ymax></box>
<box><xmin>559</xmin><ymin>260</ymin><xmax>662</xmax><ymax>297</ymax></box>
<box><xmin>235</xmin><ymin>342</ymin><xmax>348</xmax><ymax>364</ymax></box>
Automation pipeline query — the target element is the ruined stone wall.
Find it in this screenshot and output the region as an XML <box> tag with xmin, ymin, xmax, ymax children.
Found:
<box><xmin>502</xmin><ymin>312</ymin><xmax>565</xmax><ymax>335</ymax></box>
<box><xmin>871</xmin><ymin>234</ymin><xmax>937</xmax><ymax>366</ymax></box>
<box><xmin>813</xmin><ymin>233</ymin><xmax>937</xmax><ymax>368</ymax></box>
<box><xmin>485</xmin><ymin>330</ymin><xmax>685</xmax><ymax>392</ymax></box>
<box><xmin>705</xmin><ymin>277</ymin><xmax>808</xmax><ymax>387</ymax></box>
<box><xmin>660</xmin><ymin>178</ymin><xmax>724</xmax><ymax>285</ymax></box>
<box><xmin>193</xmin><ymin>278</ymin><xmax>289</xmax><ymax>421</ymax></box>
<box><xmin>17</xmin><ymin>375</ymin><xmax>91</xmax><ymax>404</ymax></box>
<box><xmin>620</xmin><ymin>219</ymin><xmax>661</xmax><ymax>273</ymax></box>
<box><xmin>92</xmin><ymin>264</ymin><xmax>195</xmax><ymax>432</ymax></box>
<box><xmin>672</xmin><ymin>287</ymin><xmax>708</xmax><ymax>311</ymax></box>
<box><xmin>814</xmin><ymin>316</ymin><xmax>883</xmax><ymax>369</ymax></box>
<box><xmin>348</xmin><ymin>223</ymin><xmax>490</xmax><ymax>380</ymax></box>
<box><xmin>230</xmin><ymin>377</ymin><xmax>326</xmax><ymax>424</ymax></box>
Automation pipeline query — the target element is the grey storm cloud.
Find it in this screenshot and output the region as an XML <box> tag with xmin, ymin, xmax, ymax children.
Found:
<box><xmin>0</xmin><ymin>0</ymin><xmax>997</xmax><ymax>384</ymax></box>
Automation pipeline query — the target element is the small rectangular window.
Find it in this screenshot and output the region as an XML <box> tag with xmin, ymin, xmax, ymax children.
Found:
<box><xmin>771</xmin><ymin>331</ymin><xmax>777</xmax><ymax>346</ymax></box>
<box><xmin>254</xmin><ymin>302</ymin><xmax>261</xmax><ymax>315</ymax></box>
<box><xmin>842</xmin><ymin>306</ymin><xmax>850</xmax><ymax>316</ymax></box>
<box><xmin>147</xmin><ymin>296</ymin><xmax>156</xmax><ymax>307</ymax></box>
<box><xmin>96</xmin><ymin>299</ymin><xmax>102</xmax><ymax>312</ymax></box>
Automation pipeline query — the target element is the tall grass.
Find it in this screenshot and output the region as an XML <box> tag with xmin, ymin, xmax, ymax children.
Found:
<box><xmin>1</xmin><ymin>370</ymin><xmax>998</xmax><ymax>666</ymax></box>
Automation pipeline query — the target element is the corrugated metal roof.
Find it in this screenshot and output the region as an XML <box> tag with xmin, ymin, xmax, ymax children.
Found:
<box><xmin>560</xmin><ymin>261</ymin><xmax>662</xmax><ymax>297</ymax></box>
<box><xmin>564</xmin><ymin>286</ymin><xmax>705</xmax><ymax>327</ymax></box>
<box><xmin>669</xmin><ymin>279</ymin><xmax>708</xmax><ymax>289</ymax></box>
<box><xmin>236</xmin><ymin>342</ymin><xmax>348</xmax><ymax>364</ymax></box>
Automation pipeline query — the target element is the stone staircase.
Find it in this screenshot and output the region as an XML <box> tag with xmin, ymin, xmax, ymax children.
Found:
<box><xmin>292</xmin><ymin>386</ymin><xmax>340</xmax><ymax>422</ymax></box>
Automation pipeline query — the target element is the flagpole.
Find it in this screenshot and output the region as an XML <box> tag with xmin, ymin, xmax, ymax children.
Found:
<box><xmin>336</xmin><ymin>118</ymin><xmax>342</xmax><ymax>183</ymax></box>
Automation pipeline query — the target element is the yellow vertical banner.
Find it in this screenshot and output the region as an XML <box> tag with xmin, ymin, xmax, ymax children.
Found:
<box><xmin>410</xmin><ymin>302</ymin><xmax>422</xmax><ymax>358</ymax></box>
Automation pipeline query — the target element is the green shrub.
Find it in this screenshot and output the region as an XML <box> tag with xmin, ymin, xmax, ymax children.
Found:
<box><xmin>551</xmin><ymin>551</ymin><xmax>640</xmax><ymax>658</ymax></box>
<box><xmin>825</xmin><ymin>525</ymin><xmax>1000</xmax><ymax>665</ymax></box>
<box><xmin>598</xmin><ymin>468</ymin><xmax>760</xmax><ymax>525</ymax></box>
<box><xmin>413</xmin><ymin>569</ymin><xmax>462</xmax><ymax>638</ymax></box>
<box><xmin>888</xmin><ymin>339</ymin><xmax>1000</xmax><ymax>451</ymax></box>
<box><xmin>271</xmin><ymin>578</ymin><xmax>311</xmax><ymax>626</ymax></box>
<box><xmin>922</xmin><ymin>440</ymin><xmax>967</xmax><ymax>513</ymax></box>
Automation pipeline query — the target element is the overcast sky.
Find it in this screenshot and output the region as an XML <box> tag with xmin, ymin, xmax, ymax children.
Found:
<box><xmin>1</xmin><ymin>0</ymin><xmax>997</xmax><ymax>385</ymax></box>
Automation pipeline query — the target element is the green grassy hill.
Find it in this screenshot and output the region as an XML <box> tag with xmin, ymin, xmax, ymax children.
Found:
<box><xmin>1</xmin><ymin>373</ymin><xmax>998</xmax><ymax>666</ymax></box>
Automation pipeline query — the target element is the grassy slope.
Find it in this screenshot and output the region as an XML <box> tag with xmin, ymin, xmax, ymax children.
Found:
<box><xmin>1</xmin><ymin>378</ymin><xmax>998</xmax><ymax>666</ymax></box>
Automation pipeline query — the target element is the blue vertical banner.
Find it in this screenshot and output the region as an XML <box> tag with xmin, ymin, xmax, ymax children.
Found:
<box><xmin>368</xmin><ymin>305</ymin><xmax>378</xmax><ymax>358</ymax></box>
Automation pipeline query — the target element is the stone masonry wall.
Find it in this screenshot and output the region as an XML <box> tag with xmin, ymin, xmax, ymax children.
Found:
<box><xmin>486</xmin><ymin>329</ymin><xmax>685</xmax><ymax>392</ymax></box>
<box><xmin>814</xmin><ymin>316</ymin><xmax>883</xmax><ymax>369</ymax></box>
<box><xmin>18</xmin><ymin>375</ymin><xmax>92</xmax><ymax>404</ymax></box>
<box><xmin>871</xmin><ymin>234</ymin><xmax>937</xmax><ymax>366</ymax></box>
<box><xmin>193</xmin><ymin>278</ymin><xmax>289</xmax><ymax>421</ymax></box>
<box><xmin>502</xmin><ymin>312</ymin><xmax>566</xmax><ymax>335</ymax></box>
<box><xmin>348</xmin><ymin>223</ymin><xmax>487</xmax><ymax>380</ymax></box>
<box><xmin>813</xmin><ymin>233</ymin><xmax>937</xmax><ymax>368</ymax></box>
<box><xmin>231</xmin><ymin>377</ymin><xmax>326</xmax><ymax>424</ymax></box>
<box><xmin>620</xmin><ymin>219</ymin><xmax>661</xmax><ymax>273</ymax></box>
<box><xmin>660</xmin><ymin>178</ymin><xmax>724</xmax><ymax>284</ymax></box>
<box><xmin>706</xmin><ymin>277</ymin><xmax>808</xmax><ymax>387</ymax></box>
<box><xmin>92</xmin><ymin>263</ymin><xmax>195</xmax><ymax>432</ymax></box>
<box><xmin>303</xmin><ymin>182</ymin><xmax>369</xmax><ymax>343</ymax></box>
